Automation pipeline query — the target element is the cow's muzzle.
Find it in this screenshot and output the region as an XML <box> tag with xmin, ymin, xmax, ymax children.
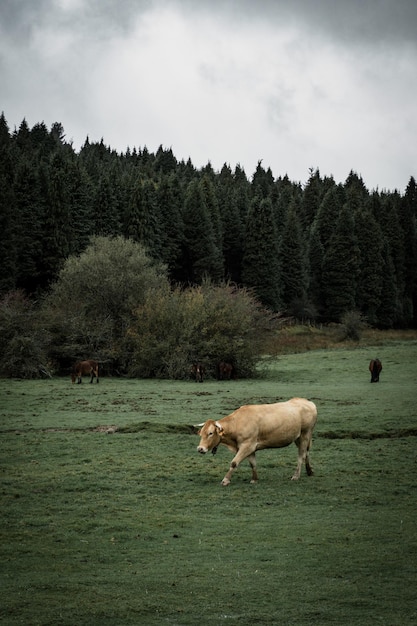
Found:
<box><xmin>197</xmin><ymin>446</ymin><xmax>207</xmax><ymax>454</ymax></box>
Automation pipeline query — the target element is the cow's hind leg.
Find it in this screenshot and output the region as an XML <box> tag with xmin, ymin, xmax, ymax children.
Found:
<box><xmin>292</xmin><ymin>433</ymin><xmax>313</xmax><ymax>480</ymax></box>
<box><xmin>248</xmin><ymin>453</ymin><xmax>258</xmax><ymax>484</ymax></box>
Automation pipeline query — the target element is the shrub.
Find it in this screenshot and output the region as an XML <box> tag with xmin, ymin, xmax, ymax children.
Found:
<box><xmin>0</xmin><ymin>291</ymin><xmax>51</xmax><ymax>378</ymax></box>
<box><xmin>339</xmin><ymin>310</ymin><xmax>368</xmax><ymax>341</ymax></box>
<box><xmin>127</xmin><ymin>281</ymin><xmax>274</xmax><ymax>378</ymax></box>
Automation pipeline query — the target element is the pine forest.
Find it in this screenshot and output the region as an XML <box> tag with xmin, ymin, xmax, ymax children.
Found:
<box><xmin>0</xmin><ymin>114</ymin><xmax>416</xmax><ymax>378</ymax></box>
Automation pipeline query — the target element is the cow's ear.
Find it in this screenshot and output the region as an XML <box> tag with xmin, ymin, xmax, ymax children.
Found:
<box><xmin>215</xmin><ymin>422</ymin><xmax>223</xmax><ymax>434</ymax></box>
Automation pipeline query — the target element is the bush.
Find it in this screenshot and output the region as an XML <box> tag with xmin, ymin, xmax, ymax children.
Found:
<box><xmin>0</xmin><ymin>291</ymin><xmax>51</xmax><ymax>378</ymax></box>
<box><xmin>127</xmin><ymin>281</ymin><xmax>274</xmax><ymax>378</ymax></box>
<box><xmin>339</xmin><ymin>310</ymin><xmax>368</xmax><ymax>341</ymax></box>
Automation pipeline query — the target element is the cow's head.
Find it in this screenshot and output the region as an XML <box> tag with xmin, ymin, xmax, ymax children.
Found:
<box><xmin>197</xmin><ymin>420</ymin><xmax>223</xmax><ymax>455</ymax></box>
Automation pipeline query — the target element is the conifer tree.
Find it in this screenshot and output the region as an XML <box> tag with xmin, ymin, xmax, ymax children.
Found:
<box><xmin>252</xmin><ymin>161</ymin><xmax>274</xmax><ymax>199</ymax></box>
<box><xmin>301</xmin><ymin>168</ymin><xmax>323</xmax><ymax>231</ymax></box>
<box><xmin>307</xmin><ymin>224</ymin><xmax>325</xmax><ymax>316</ymax></box>
<box><xmin>157</xmin><ymin>174</ymin><xmax>185</xmax><ymax>280</ymax></box>
<box><xmin>354</xmin><ymin>206</ymin><xmax>384</xmax><ymax>324</ymax></box>
<box><xmin>401</xmin><ymin>177</ymin><xmax>417</xmax><ymax>325</ymax></box>
<box><xmin>182</xmin><ymin>179</ymin><xmax>223</xmax><ymax>283</ymax></box>
<box><xmin>40</xmin><ymin>151</ymin><xmax>72</xmax><ymax>287</ymax></box>
<box><xmin>13</xmin><ymin>159</ymin><xmax>44</xmax><ymax>292</ymax></box>
<box><xmin>242</xmin><ymin>195</ymin><xmax>281</xmax><ymax>311</ymax></box>
<box><xmin>279</xmin><ymin>199</ymin><xmax>307</xmax><ymax>313</ymax></box>
<box><xmin>124</xmin><ymin>179</ymin><xmax>162</xmax><ymax>258</ymax></box>
<box><xmin>321</xmin><ymin>202</ymin><xmax>359</xmax><ymax>320</ymax></box>
<box><xmin>376</xmin><ymin>241</ymin><xmax>399</xmax><ymax>328</ymax></box>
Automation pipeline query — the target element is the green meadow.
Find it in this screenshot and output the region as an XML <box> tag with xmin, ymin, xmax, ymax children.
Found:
<box><xmin>1</xmin><ymin>341</ymin><xmax>417</xmax><ymax>625</ymax></box>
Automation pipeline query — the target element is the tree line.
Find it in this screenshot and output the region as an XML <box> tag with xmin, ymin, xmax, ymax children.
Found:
<box><xmin>1</xmin><ymin>113</ymin><xmax>416</xmax><ymax>331</ymax></box>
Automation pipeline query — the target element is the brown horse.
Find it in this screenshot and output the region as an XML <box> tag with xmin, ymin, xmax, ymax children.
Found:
<box><xmin>71</xmin><ymin>359</ymin><xmax>99</xmax><ymax>384</ymax></box>
<box><xmin>369</xmin><ymin>358</ymin><xmax>382</xmax><ymax>383</ymax></box>
<box><xmin>191</xmin><ymin>362</ymin><xmax>205</xmax><ymax>382</ymax></box>
<box><xmin>218</xmin><ymin>361</ymin><xmax>234</xmax><ymax>380</ymax></box>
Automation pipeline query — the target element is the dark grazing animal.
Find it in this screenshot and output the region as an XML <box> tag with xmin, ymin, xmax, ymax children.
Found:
<box><xmin>218</xmin><ymin>361</ymin><xmax>234</xmax><ymax>380</ymax></box>
<box><xmin>71</xmin><ymin>359</ymin><xmax>99</xmax><ymax>384</ymax></box>
<box><xmin>197</xmin><ymin>397</ymin><xmax>317</xmax><ymax>486</ymax></box>
<box><xmin>369</xmin><ymin>358</ymin><xmax>382</xmax><ymax>383</ymax></box>
<box><xmin>191</xmin><ymin>362</ymin><xmax>205</xmax><ymax>382</ymax></box>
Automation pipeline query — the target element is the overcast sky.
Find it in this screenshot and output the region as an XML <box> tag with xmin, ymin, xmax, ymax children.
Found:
<box><xmin>1</xmin><ymin>0</ymin><xmax>416</xmax><ymax>191</ymax></box>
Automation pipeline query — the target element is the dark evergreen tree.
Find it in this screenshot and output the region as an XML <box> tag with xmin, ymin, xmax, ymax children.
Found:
<box><xmin>252</xmin><ymin>160</ymin><xmax>274</xmax><ymax>199</ymax></box>
<box><xmin>200</xmin><ymin>174</ymin><xmax>223</xmax><ymax>253</ymax></box>
<box><xmin>157</xmin><ymin>173</ymin><xmax>185</xmax><ymax>280</ymax></box>
<box><xmin>355</xmin><ymin>205</ymin><xmax>384</xmax><ymax>324</ymax></box>
<box><xmin>124</xmin><ymin>178</ymin><xmax>162</xmax><ymax>258</ymax></box>
<box><xmin>93</xmin><ymin>173</ymin><xmax>119</xmax><ymax>236</ymax></box>
<box><xmin>0</xmin><ymin>122</ymin><xmax>17</xmax><ymax>292</ymax></box>
<box><xmin>376</xmin><ymin>241</ymin><xmax>399</xmax><ymax>328</ymax></box>
<box><xmin>273</xmin><ymin>175</ymin><xmax>297</xmax><ymax>235</ymax></box>
<box><xmin>401</xmin><ymin>177</ymin><xmax>417</xmax><ymax>325</ymax></box>
<box><xmin>39</xmin><ymin>151</ymin><xmax>72</xmax><ymax>287</ymax></box>
<box><xmin>14</xmin><ymin>118</ymin><xmax>31</xmax><ymax>151</ymax></box>
<box><xmin>0</xmin><ymin>112</ymin><xmax>10</xmax><ymax>147</ymax></box>
<box><xmin>242</xmin><ymin>195</ymin><xmax>281</xmax><ymax>311</ymax></box>
<box><xmin>279</xmin><ymin>199</ymin><xmax>308</xmax><ymax>314</ymax></box>
<box><xmin>301</xmin><ymin>168</ymin><xmax>323</xmax><ymax>231</ymax></box>
<box><xmin>321</xmin><ymin>202</ymin><xmax>359</xmax><ymax>321</ymax></box>
<box><xmin>379</xmin><ymin>192</ymin><xmax>407</xmax><ymax>324</ymax></box>
<box><xmin>182</xmin><ymin>179</ymin><xmax>223</xmax><ymax>283</ymax></box>
<box><xmin>66</xmin><ymin>159</ymin><xmax>93</xmax><ymax>255</ymax></box>
<box><xmin>155</xmin><ymin>145</ymin><xmax>178</xmax><ymax>175</ymax></box>
<box><xmin>307</xmin><ymin>224</ymin><xmax>325</xmax><ymax>317</ymax></box>
<box><xmin>219</xmin><ymin>186</ymin><xmax>244</xmax><ymax>283</ymax></box>
<box><xmin>13</xmin><ymin>159</ymin><xmax>44</xmax><ymax>292</ymax></box>
<box><xmin>314</xmin><ymin>183</ymin><xmax>345</xmax><ymax>249</ymax></box>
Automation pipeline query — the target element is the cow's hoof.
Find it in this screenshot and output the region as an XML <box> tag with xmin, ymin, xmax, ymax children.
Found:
<box><xmin>291</xmin><ymin>475</ymin><xmax>300</xmax><ymax>481</ymax></box>
<box><xmin>221</xmin><ymin>478</ymin><xmax>230</xmax><ymax>486</ymax></box>
<box><xmin>250</xmin><ymin>479</ymin><xmax>258</xmax><ymax>484</ymax></box>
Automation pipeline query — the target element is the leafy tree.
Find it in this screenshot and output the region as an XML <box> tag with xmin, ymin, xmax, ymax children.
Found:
<box><xmin>44</xmin><ymin>236</ymin><xmax>168</xmax><ymax>367</ymax></box>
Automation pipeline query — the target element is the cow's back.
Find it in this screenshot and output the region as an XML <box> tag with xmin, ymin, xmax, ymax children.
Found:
<box><xmin>228</xmin><ymin>397</ymin><xmax>317</xmax><ymax>450</ymax></box>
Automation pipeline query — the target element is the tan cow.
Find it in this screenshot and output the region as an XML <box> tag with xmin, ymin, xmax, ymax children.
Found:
<box><xmin>197</xmin><ymin>397</ymin><xmax>317</xmax><ymax>486</ymax></box>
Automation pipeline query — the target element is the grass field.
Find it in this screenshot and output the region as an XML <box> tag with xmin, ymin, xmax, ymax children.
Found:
<box><xmin>1</xmin><ymin>340</ymin><xmax>417</xmax><ymax>625</ymax></box>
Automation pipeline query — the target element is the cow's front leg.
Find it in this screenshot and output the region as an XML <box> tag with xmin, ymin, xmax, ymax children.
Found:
<box><xmin>221</xmin><ymin>446</ymin><xmax>255</xmax><ymax>486</ymax></box>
